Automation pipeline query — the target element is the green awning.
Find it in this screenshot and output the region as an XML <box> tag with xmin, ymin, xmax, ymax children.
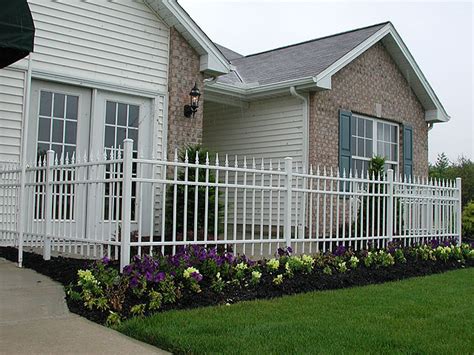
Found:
<box><xmin>0</xmin><ymin>0</ymin><xmax>35</xmax><ymax>68</ymax></box>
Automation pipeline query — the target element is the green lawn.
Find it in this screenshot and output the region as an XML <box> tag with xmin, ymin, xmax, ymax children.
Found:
<box><xmin>118</xmin><ymin>269</ymin><xmax>474</xmax><ymax>354</ymax></box>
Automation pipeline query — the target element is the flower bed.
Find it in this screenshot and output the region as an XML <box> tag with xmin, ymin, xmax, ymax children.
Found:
<box><xmin>59</xmin><ymin>240</ymin><xmax>474</xmax><ymax>327</ymax></box>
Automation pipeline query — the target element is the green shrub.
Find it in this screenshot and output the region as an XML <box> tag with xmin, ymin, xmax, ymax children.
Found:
<box><xmin>462</xmin><ymin>201</ymin><xmax>474</xmax><ymax>239</ymax></box>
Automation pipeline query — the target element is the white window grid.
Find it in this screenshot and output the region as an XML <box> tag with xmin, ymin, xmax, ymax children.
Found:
<box><xmin>351</xmin><ymin>114</ymin><xmax>399</xmax><ymax>173</ymax></box>
<box><xmin>37</xmin><ymin>91</ymin><xmax>78</xmax><ymax>159</ymax></box>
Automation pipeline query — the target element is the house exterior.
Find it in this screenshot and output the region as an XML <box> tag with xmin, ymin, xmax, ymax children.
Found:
<box><xmin>203</xmin><ymin>22</ymin><xmax>449</xmax><ymax>178</ymax></box>
<box><xmin>1</xmin><ymin>3</ymin><xmax>460</xmax><ymax>265</ymax></box>
<box><xmin>0</xmin><ymin>0</ymin><xmax>230</xmax><ymax>165</ymax></box>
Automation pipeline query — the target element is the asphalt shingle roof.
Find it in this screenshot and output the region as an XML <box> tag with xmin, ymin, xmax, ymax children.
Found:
<box><xmin>216</xmin><ymin>22</ymin><xmax>388</xmax><ymax>86</ymax></box>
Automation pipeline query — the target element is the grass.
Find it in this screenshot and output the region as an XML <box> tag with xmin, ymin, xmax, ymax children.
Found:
<box><xmin>118</xmin><ymin>268</ymin><xmax>474</xmax><ymax>354</ymax></box>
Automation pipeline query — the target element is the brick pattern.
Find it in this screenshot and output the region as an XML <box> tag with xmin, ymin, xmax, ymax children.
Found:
<box><xmin>167</xmin><ymin>27</ymin><xmax>205</xmax><ymax>159</ymax></box>
<box><xmin>309</xmin><ymin>42</ymin><xmax>428</xmax><ymax>177</ymax></box>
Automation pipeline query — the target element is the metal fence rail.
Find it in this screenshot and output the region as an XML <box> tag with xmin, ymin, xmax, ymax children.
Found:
<box><xmin>0</xmin><ymin>139</ymin><xmax>463</xmax><ymax>270</ymax></box>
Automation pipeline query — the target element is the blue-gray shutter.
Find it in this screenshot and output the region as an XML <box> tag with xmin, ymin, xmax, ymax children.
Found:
<box><xmin>339</xmin><ymin>110</ymin><xmax>352</xmax><ymax>177</ymax></box>
<box><xmin>403</xmin><ymin>125</ymin><xmax>413</xmax><ymax>178</ymax></box>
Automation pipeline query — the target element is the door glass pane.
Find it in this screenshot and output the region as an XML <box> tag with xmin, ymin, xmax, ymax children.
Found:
<box><xmin>105</xmin><ymin>126</ymin><xmax>115</xmax><ymax>148</ymax></box>
<box><xmin>128</xmin><ymin>128</ymin><xmax>138</xmax><ymax>150</ymax></box>
<box><xmin>39</xmin><ymin>91</ymin><xmax>52</xmax><ymax>116</ymax></box>
<box><xmin>65</xmin><ymin>121</ymin><xmax>77</xmax><ymax>144</ymax></box>
<box><xmin>52</xmin><ymin>119</ymin><xmax>64</xmax><ymax>143</ymax></box>
<box><xmin>117</xmin><ymin>103</ymin><xmax>127</xmax><ymax>126</ymax></box>
<box><xmin>66</xmin><ymin>96</ymin><xmax>78</xmax><ymax>120</ymax></box>
<box><xmin>116</xmin><ymin>128</ymin><xmax>126</xmax><ymax>147</ymax></box>
<box><xmin>38</xmin><ymin>117</ymin><xmax>51</xmax><ymax>142</ymax></box>
<box><xmin>53</xmin><ymin>93</ymin><xmax>65</xmax><ymax>118</ymax></box>
<box><xmin>106</xmin><ymin>101</ymin><xmax>116</xmax><ymax>124</ymax></box>
<box><xmin>128</xmin><ymin>105</ymin><xmax>139</xmax><ymax>128</ymax></box>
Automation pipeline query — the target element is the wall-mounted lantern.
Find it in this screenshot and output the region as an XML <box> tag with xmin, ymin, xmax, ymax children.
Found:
<box><xmin>184</xmin><ymin>82</ymin><xmax>201</xmax><ymax>118</ymax></box>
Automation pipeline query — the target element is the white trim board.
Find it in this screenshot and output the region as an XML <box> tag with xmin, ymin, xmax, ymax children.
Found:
<box><xmin>145</xmin><ymin>0</ymin><xmax>231</xmax><ymax>76</ymax></box>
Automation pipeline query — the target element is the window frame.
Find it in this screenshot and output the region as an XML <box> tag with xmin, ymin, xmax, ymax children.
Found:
<box><xmin>351</xmin><ymin>114</ymin><xmax>400</xmax><ymax>173</ymax></box>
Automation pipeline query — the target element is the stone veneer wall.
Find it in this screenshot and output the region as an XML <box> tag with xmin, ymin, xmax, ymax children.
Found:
<box><xmin>166</xmin><ymin>27</ymin><xmax>205</xmax><ymax>159</ymax></box>
<box><xmin>309</xmin><ymin>42</ymin><xmax>429</xmax><ymax>177</ymax></box>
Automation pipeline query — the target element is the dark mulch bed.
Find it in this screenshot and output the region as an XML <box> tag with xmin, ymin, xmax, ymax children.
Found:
<box><xmin>1</xmin><ymin>246</ymin><xmax>472</xmax><ymax>325</ymax></box>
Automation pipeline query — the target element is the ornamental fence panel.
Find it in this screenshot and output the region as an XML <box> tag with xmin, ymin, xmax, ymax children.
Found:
<box><xmin>0</xmin><ymin>139</ymin><xmax>463</xmax><ymax>270</ymax></box>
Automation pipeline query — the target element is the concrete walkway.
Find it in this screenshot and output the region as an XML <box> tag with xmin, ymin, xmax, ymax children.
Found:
<box><xmin>0</xmin><ymin>258</ymin><xmax>168</xmax><ymax>354</ymax></box>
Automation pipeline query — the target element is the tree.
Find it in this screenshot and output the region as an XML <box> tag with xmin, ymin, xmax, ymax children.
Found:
<box><xmin>429</xmin><ymin>154</ymin><xmax>473</xmax><ymax>208</ymax></box>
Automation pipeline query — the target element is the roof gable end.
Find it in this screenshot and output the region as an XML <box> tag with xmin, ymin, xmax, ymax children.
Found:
<box><xmin>146</xmin><ymin>0</ymin><xmax>231</xmax><ymax>76</ymax></box>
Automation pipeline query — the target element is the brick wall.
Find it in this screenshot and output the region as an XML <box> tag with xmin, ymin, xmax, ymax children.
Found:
<box><xmin>167</xmin><ymin>27</ymin><xmax>205</xmax><ymax>159</ymax></box>
<box><xmin>309</xmin><ymin>42</ymin><xmax>428</xmax><ymax>177</ymax></box>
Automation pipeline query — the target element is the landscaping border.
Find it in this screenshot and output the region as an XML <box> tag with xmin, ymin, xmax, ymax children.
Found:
<box><xmin>1</xmin><ymin>245</ymin><xmax>472</xmax><ymax>326</ymax></box>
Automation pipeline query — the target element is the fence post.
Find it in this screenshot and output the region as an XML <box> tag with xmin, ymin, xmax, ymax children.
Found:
<box><xmin>386</xmin><ymin>169</ymin><xmax>394</xmax><ymax>243</ymax></box>
<box><xmin>456</xmin><ymin>177</ymin><xmax>462</xmax><ymax>246</ymax></box>
<box><xmin>120</xmin><ymin>139</ymin><xmax>133</xmax><ymax>271</ymax></box>
<box><xmin>283</xmin><ymin>157</ymin><xmax>293</xmax><ymax>248</ymax></box>
<box><xmin>43</xmin><ymin>150</ymin><xmax>54</xmax><ymax>260</ymax></box>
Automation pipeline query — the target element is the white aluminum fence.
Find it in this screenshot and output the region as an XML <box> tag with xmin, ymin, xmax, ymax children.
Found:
<box><xmin>0</xmin><ymin>139</ymin><xmax>462</xmax><ymax>270</ymax></box>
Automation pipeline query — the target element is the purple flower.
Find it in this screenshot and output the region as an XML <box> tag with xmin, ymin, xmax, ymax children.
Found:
<box><xmin>145</xmin><ymin>271</ymin><xmax>153</xmax><ymax>282</ymax></box>
<box><xmin>154</xmin><ymin>272</ymin><xmax>166</xmax><ymax>283</ymax></box>
<box><xmin>430</xmin><ymin>239</ymin><xmax>440</xmax><ymax>248</ymax></box>
<box><xmin>123</xmin><ymin>264</ymin><xmax>133</xmax><ymax>275</ymax></box>
<box><xmin>334</xmin><ymin>245</ymin><xmax>346</xmax><ymax>257</ymax></box>
<box><xmin>129</xmin><ymin>276</ymin><xmax>139</xmax><ymax>288</ymax></box>
<box><xmin>101</xmin><ymin>256</ymin><xmax>110</xmax><ymax>265</ymax></box>
<box><xmin>191</xmin><ymin>271</ymin><xmax>203</xmax><ymax>282</ymax></box>
<box><xmin>287</xmin><ymin>246</ymin><xmax>293</xmax><ymax>254</ymax></box>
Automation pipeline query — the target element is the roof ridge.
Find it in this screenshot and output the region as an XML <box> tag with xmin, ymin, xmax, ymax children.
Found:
<box><xmin>242</xmin><ymin>21</ymin><xmax>391</xmax><ymax>59</ymax></box>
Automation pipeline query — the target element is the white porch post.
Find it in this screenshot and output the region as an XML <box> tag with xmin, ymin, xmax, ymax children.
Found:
<box><xmin>120</xmin><ymin>139</ymin><xmax>133</xmax><ymax>271</ymax></box>
<box><xmin>283</xmin><ymin>157</ymin><xmax>293</xmax><ymax>248</ymax></box>
<box><xmin>43</xmin><ymin>150</ymin><xmax>54</xmax><ymax>260</ymax></box>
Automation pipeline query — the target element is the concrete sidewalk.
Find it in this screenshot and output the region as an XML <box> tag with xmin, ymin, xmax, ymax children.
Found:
<box><xmin>0</xmin><ymin>258</ymin><xmax>168</xmax><ymax>354</ymax></box>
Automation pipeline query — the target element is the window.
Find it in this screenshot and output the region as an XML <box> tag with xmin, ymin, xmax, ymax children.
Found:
<box><xmin>37</xmin><ymin>91</ymin><xmax>78</xmax><ymax>160</ymax></box>
<box><xmin>351</xmin><ymin>115</ymin><xmax>399</xmax><ymax>174</ymax></box>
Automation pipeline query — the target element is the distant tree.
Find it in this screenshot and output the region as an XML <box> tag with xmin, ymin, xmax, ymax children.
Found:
<box><xmin>429</xmin><ymin>153</ymin><xmax>450</xmax><ymax>180</ymax></box>
<box><xmin>429</xmin><ymin>154</ymin><xmax>473</xmax><ymax>208</ymax></box>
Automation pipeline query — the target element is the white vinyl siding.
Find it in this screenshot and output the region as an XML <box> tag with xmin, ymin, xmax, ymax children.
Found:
<box><xmin>203</xmin><ymin>96</ymin><xmax>305</xmax><ymax>168</ymax></box>
<box><xmin>203</xmin><ymin>96</ymin><xmax>306</xmax><ymax>229</ymax></box>
<box><xmin>22</xmin><ymin>0</ymin><xmax>169</xmax><ymax>94</ymax></box>
<box><xmin>0</xmin><ymin>68</ymin><xmax>25</xmax><ymax>163</ymax></box>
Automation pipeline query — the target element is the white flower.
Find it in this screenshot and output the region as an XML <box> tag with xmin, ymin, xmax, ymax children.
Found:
<box><xmin>183</xmin><ymin>266</ymin><xmax>199</xmax><ymax>279</ymax></box>
<box><xmin>267</xmin><ymin>258</ymin><xmax>280</xmax><ymax>271</ymax></box>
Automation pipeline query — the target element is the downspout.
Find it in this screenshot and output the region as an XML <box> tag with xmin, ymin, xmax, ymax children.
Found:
<box><xmin>289</xmin><ymin>86</ymin><xmax>309</xmax><ymax>170</ymax></box>
<box><xmin>289</xmin><ymin>86</ymin><xmax>309</xmax><ymax>236</ymax></box>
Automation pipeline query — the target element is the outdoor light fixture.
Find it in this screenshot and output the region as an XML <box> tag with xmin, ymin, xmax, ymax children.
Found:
<box><xmin>184</xmin><ymin>82</ymin><xmax>201</xmax><ymax>118</ymax></box>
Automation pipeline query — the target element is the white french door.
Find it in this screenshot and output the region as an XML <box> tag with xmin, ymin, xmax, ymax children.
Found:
<box><xmin>27</xmin><ymin>80</ymin><xmax>92</xmax><ymax>241</ymax></box>
<box><xmin>27</xmin><ymin>81</ymin><xmax>155</xmax><ymax>249</ymax></box>
<box><xmin>87</xmin><ymin>90</ymin><xmax>153</xmax><ymax>242</ymax></box>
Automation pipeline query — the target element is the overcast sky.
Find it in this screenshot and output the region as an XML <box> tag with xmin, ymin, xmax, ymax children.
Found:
<box><xmin>180</xmin><ymin>0</ymin><xmax>473</xmax><ymax>164</ymax></box>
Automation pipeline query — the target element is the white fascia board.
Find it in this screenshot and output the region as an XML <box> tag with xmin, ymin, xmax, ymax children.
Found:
<box><xmin>315</xmin><ymin>23</ymin><xmax>450</xmax><ymax>123</ymax></box>
<box><xmin>154</xmin><ymin>0</ymin><xmax>231</xmax><ymax>75</ymax></box>
<box><xmin>205</xmin><ymin>76</ymin><xmax>317</xmax><ymax>100</ymax></box>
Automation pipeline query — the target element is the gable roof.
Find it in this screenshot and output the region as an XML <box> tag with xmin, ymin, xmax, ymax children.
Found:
<box><xmin>208</xmin><ymin>22</ymin><xmax>449</xmax><ymax>123</ymax></box>
<box><xmin>146</xmin><ymin>0</ymin><xmax>231</xmax><ymax>75</ymax></box>
<box><xmin>217</xmin><ymin>23</ymin><xmax>386</xmax><ymax>86</ymax></box>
